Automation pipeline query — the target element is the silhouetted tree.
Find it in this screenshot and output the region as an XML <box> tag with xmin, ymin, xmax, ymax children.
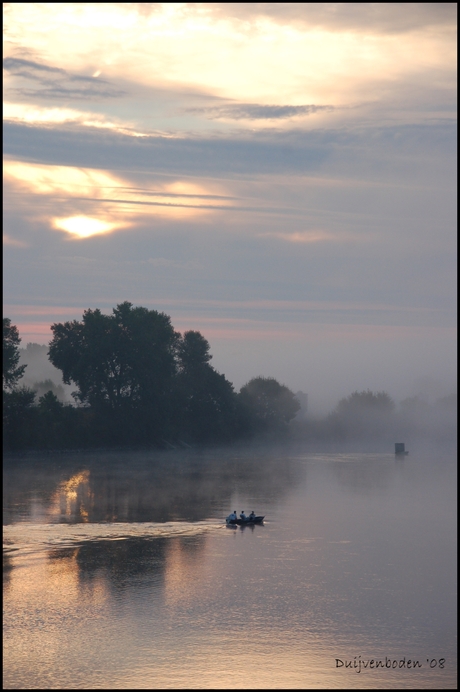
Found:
<box><xmin>48</xmin><ymin>302</ymin><xmax>180</xmax><ymax>443</ymax></box>
<box><xmin>176</xmin><ymin>330</ymin><xmax>212</xmax><ymax>370</ymax></box>
<box><xmin>5</xmin><ymin>307</ymin><xmax>315</xmax><ymax>450</ymax></box>
<box><xmin>238</xmin><ymin>376</ymin><xmax>300</xmax><ymax>436</ymax></box>
<box><xmin>3</xmin><ymin>386</ymin><xmax>36</xmax><ymax>449</ymax></box>
<box><xmin>3</xmin><ymin>319</ymin><xmax>38</xmax><ymax>449</ymax></box>
<box><xmin>173</xmin><ymin>331</ymin><xmax>238</xmax><ymax>442</ymax></box>
<box><xmin>3</xmin><ymin>318</ymin><xmax>26</xmax><ymax>390</ymax></box>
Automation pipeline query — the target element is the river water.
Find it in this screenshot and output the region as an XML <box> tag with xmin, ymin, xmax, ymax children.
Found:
<box><xmin>3</xmin><ymin>443</ymin><xmax>457</xmax><ymax>689</ymax></box>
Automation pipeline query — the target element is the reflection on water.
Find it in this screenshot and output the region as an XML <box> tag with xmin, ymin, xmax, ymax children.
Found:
<box><xmin>3</xmin><ymin>449</ymin><xmax>305</xmax><ymax>525</ymax></box>
<box><xmin>3</xmin><ymin>447</ymin><xmax>457</xmax><ymax>689</ymax></box>
<box><xmin>3</xmin><ymin>521</ymin><xmax>222</xmax><ymax>558</ymax></box>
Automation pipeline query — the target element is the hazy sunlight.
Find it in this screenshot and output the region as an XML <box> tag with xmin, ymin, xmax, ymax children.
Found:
<box><xmin>53</xmin><ymin>216</ymin><xmax>118</xmax><ymax>239</ymax></box>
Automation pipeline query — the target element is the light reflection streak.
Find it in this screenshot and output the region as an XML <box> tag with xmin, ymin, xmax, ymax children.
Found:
<box><xmin>3</xmin><ymin>521</ymin><xmax>224</xmax><ymax>557</ymax></box>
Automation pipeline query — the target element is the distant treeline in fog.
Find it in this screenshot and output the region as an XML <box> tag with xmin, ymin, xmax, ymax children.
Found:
<box><xmin>3</xmin><ymin>306</ymin><xmax>456</xmax><ymax>451</ymax></box>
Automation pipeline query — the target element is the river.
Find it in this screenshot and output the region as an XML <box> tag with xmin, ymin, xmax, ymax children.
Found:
<box><xmin>3</xmin><ymin>443</ymin><xmax>457</xmax><ymax>689</ymax></box>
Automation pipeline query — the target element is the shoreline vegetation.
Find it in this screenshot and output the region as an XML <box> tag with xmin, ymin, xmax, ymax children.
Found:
<box><xmin>3</xmin><ymin>306</ymin><xmax>457</xmax><ymax>453</ymax></box>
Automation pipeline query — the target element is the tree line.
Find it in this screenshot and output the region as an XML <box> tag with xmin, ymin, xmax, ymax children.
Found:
<box><xmin>3</xmin><ymin>304</ymin><xmax>300</xmax><ymax>450</ymax></box>
<box><xmin>5</xmin><ymin>304</ymin><xmax>455</xmax><ymax>451</ymax></box>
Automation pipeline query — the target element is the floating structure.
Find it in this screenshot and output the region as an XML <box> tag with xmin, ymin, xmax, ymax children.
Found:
<box><xmin>395</xmin><ymin>442</ymin><xmax>409</xmax><ymax>456</ymax></box>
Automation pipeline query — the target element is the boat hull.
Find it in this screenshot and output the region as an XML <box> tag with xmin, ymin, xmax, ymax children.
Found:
<box><xmin>226</xmin><ymin>516</ymin><xmax>264</xmax><ymax>525</ymax></box>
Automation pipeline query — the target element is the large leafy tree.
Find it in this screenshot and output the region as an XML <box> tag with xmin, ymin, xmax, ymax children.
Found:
<box><xmin>173</xmin><ymin>331</ymin><xmax>238</xmax><ymax>442</ymax></box>
<box><xmin>239</xmin><ymin>376</ymin><xmax>300</xmax><ymax>435</ymax></box>
<box><xmin>3</xmin><ymin>318</ymin><xmax>26</xmax><ymax>390</ymax></box>
<box><xmin>48</xmin><ymin>302</ymin><xmax>180</xmax><ymax>441</ymax></box>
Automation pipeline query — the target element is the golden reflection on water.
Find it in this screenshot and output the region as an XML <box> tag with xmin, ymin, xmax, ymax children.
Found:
<box><xmin>3</xmin><ymin>547</ymin><xmax>111</xmax><ymax>689</ymax></box>
<box><xmin>48</xmin><ymin>470</ymin><xmax>92</xmax><ymax>523</ymax></box>
<box><xmin>163</xmin><ymin>536</ymin><xmax>208</xmax><ymax>607</ymax></box>
<box><xmin>3</xmin><ymin>534</ymin><xmax>339</xmax><ymax>690</ymax></box>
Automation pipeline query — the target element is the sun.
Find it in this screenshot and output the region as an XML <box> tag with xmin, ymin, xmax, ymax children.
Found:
<box><xmin>53</xmin><ymin>215</ymin><xmax>118</xmax><ymax>239</ymax></box>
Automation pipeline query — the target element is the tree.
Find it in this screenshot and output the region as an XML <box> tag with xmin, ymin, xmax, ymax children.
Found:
<box><xmin>332</xmin><ymin>390</ymin><xmax>395</xmax><ymax>439</ymax></box>
<box><xmin>335</xmin><ymin>390</ymin><xmax>395</xmax><ymax>416</ymax></box>
<box><xmin>238</xmin><ymin>376</ymin><xmax>300</xmax><ymax>436</ymax></box>
<box><xmin>176</xmin><ymin>330</ymin><xmax>212</xmax><ymax>371</ymax></box>
<box><xmin>173</xmin><ymin>331</ymin><xmax>238</xmax><ymax>442</ymax></box>
<box><xmin>3</xmin><ymin>318</ymin><xmax>26</xmax><ymax>390</ymax></box>
<box><xmin>3</xmin><ymin>320</ymin><xmax>37</xmax><ymax>450</ymax></box>
<box><xmin>32</xmin><ymin>379</ymin><xmax>66</xmax><ymax>402</ymax></box>
<box><xmin>48</xmin><ymin>302</ymin><xmax>180</xmax><ymax>442</ymax></box>
<box><xmin>3</xmin><ymin>386</ymin><xmax>36</xmax><ymax>449</ymax></box>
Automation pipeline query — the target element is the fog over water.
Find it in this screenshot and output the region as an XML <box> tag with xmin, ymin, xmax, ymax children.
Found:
<box><xmin>3</xmin><ymin>444</ymin><xmax>456</xmax><ymax>689</ymax></box>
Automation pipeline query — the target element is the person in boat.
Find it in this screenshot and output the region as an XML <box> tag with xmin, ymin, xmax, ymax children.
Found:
<box><xmin>240</xmin><ymin>510</ymin><xmax>247</xmax><ymax>521</ymax></box>
<box><xmin>227</xmin><ymin>511</ymin><xmax>237</xmax><ymax>522</ymax></box>
<box><xmin>248</xmin><ymin>511</ymin><xmax>256</xmax><ymax>521</ymax></box>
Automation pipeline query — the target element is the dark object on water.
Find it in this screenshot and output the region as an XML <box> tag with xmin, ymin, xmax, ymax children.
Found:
<box><xmin>395</xmin><ymin>443</ymin><xmax>409</xmax><ymax>456</ymax></box>
<box><xmin>226</xmin><ymin>516</ymin><xmax>265</xmax><ymax>526</ymax></box>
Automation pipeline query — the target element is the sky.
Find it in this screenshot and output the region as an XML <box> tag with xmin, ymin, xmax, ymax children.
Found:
<box><xmin>3</xmin><ymin>3</ymin><xmax>457</xmax><ymax>413</ymax></box>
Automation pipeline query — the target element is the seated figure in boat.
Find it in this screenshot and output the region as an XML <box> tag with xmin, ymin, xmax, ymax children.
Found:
<box><xmin>248</xmin><ymin>511</ymin><xmax>256</xmax><ymax>521</ymax></box>
<box><xmin>227</xmin><ymin>510</ymin><xmax>237</xmax><ymax>523</ymax></box>
<box><xmin>240</xmin><ymin>510</ymin><xmax>247</xmax><ymax>521</ymax></box>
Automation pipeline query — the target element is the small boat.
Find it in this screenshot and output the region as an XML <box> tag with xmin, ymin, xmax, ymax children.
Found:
<box><xmin>226</xmin><ymin>516</ymin><xmax>264</xmax><ymax>526</ymax></box>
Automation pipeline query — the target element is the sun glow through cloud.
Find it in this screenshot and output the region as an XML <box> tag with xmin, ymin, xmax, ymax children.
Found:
<box><xmin>53</xmin><ymin>216</ymin><xmax>118</xmax><ymax>239</ymax></box>
<box><xmin>4</xmin><ymin>159</ymin><xmax>238</xmax><ymax>231</ymax></box>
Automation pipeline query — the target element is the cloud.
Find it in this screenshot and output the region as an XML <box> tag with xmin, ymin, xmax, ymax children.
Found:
<box><xmin>5</xmin><ymin>4</ymin><xmax>455</xmax><ymax>114</ymax></box>
<box><xmin>3</xmin><ymin>57</ymin><xmax>124</xmax><ymax>100</ymax></box>
<box><xmin>4</xmin><ymin>119</ymin><xmax>456</xmax><ymax>182</ymax></box>
<box><xmin>147</xmin><ymin>257</ymin><xmax>201</xmax><ymax>270</ymax></box>
<box><xmin>3</xmin><ymin>121</ymin><xmax>329</xmax><ymax>175</ymax></box>
<box><xmin>207</xmin><ymin>3</ymin><xmax>457</xmax><ymax>34</ymax></box>
<box><xmin>3</xmin><ymin>102</ymin><xmax>150</xmax><ymax>138</ymax></box>
<box><xmin>259</xmin><ymin>230</ymin><xmax>359</xmax><ymax>244</ymax></box>
<box><xmin>3</xmin><ymin>159</ymin><xmax>246</xmax><ymax>232</ymax></box>
<box><xmin>74</xmin><ymin>3</ymin><xmax>456</xmax><ymax>34</ymax></box>
<box><xmin>3</xmin><ymin>234</ymin><xmax>29</xmax><ymax>248</ymax></box>
<box><xmin>187</xmin><ymin>103</ymin><xmax>335</xmax><ymax>121</ymax></box>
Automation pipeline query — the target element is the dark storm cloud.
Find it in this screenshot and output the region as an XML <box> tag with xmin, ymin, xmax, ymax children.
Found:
<box><xmin>187</xmin><ymin>103</ymin><xmax>335</xmax><ymax>121</ymax></box>
<box><xmin>3</xmin><ymin>57</ymin><xmax>124</xmax><ymax>100</ymax></box>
